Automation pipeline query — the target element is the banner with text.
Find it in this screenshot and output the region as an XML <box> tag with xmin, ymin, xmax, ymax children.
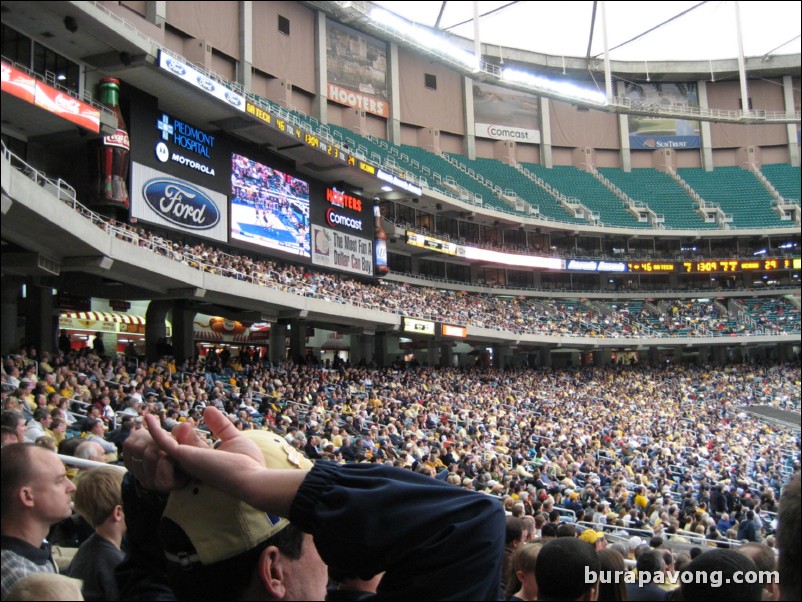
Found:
<box><xmin>625</xmin><ymin>82</ymin><xmax>700</xmax><ymax>150</ymax></box>
<box><xmin>326</xmin><ymin>20</ymin><xmax>389</xmax><ymax>118</ymax></box>
<box><xmin>312</xmin><ymin>224</ymin><xmax>374</xmax><ymax>277</ymax></box>
<box><xmin>131</xmin><ymin>162</ymin><xmax>228</xmax><ymax>243</ymax></box>
<box><xmin>473</xmin><ymin>80</ymin><xmax>539</xmax><ymax>143</ymax></box>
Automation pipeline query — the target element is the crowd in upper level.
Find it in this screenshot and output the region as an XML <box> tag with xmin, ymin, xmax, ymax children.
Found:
<box><xmin>95</xmin><ymin>218</ymin><xmax>800</xmax><ymax>338</ymax></box>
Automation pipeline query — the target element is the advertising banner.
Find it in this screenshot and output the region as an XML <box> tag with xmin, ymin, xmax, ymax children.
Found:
<box><xmin>1</xmin><ymin>60</ymin><xmax>100</xmax><ymax>132</ymax></box>
<box><xmin>625</xmin><ymin>82</ymin><xmax>701</xmax><ymax>149</ymax></box>
<box><xmin>158</xmin><ymin>51</ymin><xmax>245</xmax><ymax>112</ymax></box>
<box><xmin>326</xmin><ymin>20</ymin><xmax>389</xmax><ymax>118</ymax></box>
<box><xmin>473</xmin><ymin>80</ymin><xmax>539</xmax><ymax>143</ymax></box>
<box><xmin>311</xmin><ymin>224</ymin><xmax>374</xmax><ymax>276</ymax></box>
<box><xmin>131</xmin><ymin>162</ymin><xmax>229</xmax><ymax>243</ymax></box>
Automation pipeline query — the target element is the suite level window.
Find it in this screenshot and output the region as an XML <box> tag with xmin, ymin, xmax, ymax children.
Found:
<box><xmin>278</xmin><ymin>15</ymin><xmax>290</xmax><ymax>36</ymax></box>
<box><xmin>424</xmin><ymin>73</ymin><xmax>437</xmax><ymax>90</ymax></box>
<box><xmin>1</xmin><ymin>24</ymin><xmax>80</xmax><ymax>93</ymax></box>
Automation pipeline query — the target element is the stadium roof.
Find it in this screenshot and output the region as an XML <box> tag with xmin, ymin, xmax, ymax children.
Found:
<box><xmin>373</xmin><ymin>1</ymin><xmax>801</xmax><ymax>63</ymax></box>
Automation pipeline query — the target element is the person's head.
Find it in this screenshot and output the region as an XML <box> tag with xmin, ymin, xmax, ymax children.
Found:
<box><xmin>506</xmin><ymin>542</ymin><xmax>543</xmax><ymax>600</ymax></box>
<box><xmin>579</xmin><ymin>529</ymin><xmax>606</xmax><ymax>550</ymax></box>
<box><xmin>0</xmin><ymin>443</ymin><xmax>76</xmax><ymax>539</ymax></box>
<box><xmin>680</xmin><ymin>549</ymin><xmax>763</xmax><ymax>601</ymax></box>
<box><xmin>1</xmin><ymin>425</ymin><xmax>19</xmax><ymax>447</ymax></box>
<box><xmin>1</xmin><ymin>410</ymin><xmax>26</xmax><ymax>442</ymax></box>
<box><xmin>540</xmin><ymin>522</ymin><xmax>558</xmax><ymax>539</ymax></box>
<box><xmin>33</xmin><ymin>407</ymin><xmax>52</xmax><ymax>428</ymax></box>
<box><xmin>597</xmin><ymin>548</ymin><xmax>627</xmax><ymax>601</ymax></box>
<box><xmin>50</xmin><ymin>418</ymin><xmax>66</xmax><ymax>437</ymax></box>
<box><xmin>506</xmin><ymin>516</ymin><xmax>525</xmax><ymax>547</ymax></box>
<box><xmin>777</xmin><ymin>477</ymin><xmax>801</xmax><ymax>602</ymax></box>
<box><xmin>5</xmin><ymin>573</ymin><xmax>84</xmax><ymax>601</ymax></box>
<box><xmin>74</xmin><ymin>441</ymin><xmax>106</xmax><ymax>463</ymax></box>
<box><xmin>73</xmin><ymin>467</ymin><xmax>125</xmax><ymax>529</ymax></box>
<box><xmin>536</xmin><ymin>537</ymin><xmax>600</xmax><ymax>601</ymax></box>
<box><xmin>159</xmin><ymin>430</ymin><xmax>326</xmax><ymax>600</ymax></box>
<box><xmin>738</xmin><ymin>542</ymin><xmax>778</xmax><ymax>601</ymax></box>
<box><xmin>636</xmin><ymin>549</ymin><xmax>666</xmax><ymax>580</ymax></box>
<box><xmin>34</xmin><ymin>436</ymin><xmax>57</xmax><ymax>452</ymax></box>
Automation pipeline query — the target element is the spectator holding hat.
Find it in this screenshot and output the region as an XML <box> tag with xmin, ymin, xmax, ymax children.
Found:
<box><xmin>120</xmin><ymin>406</ymin><xmax>505</xmax><ymax>600</ymax></box>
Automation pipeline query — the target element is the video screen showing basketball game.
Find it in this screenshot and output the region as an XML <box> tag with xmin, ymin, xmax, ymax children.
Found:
<box><xmin>230</xmin><ymin>153</ymin><xmax>311</xmax><ymax>257</ymax></box>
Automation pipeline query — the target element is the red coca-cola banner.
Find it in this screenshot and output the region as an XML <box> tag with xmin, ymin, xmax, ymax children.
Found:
<box><xmin>1</xmin><ymin>60</ymin><xmax>101</xmax><ymax>133</ymax></box>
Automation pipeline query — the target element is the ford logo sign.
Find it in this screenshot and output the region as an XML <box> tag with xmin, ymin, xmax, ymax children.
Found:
<box><xmin>143</xmin><ymin>178</ymin><xmax>220</xmax><ymax>230</ymax></box>
<box><xmin>165</xmin><ymin>58</ymin><xmax>186</xmax><ymax>76</ymax></box>
<box><xmin>196</xmin><ymin>76</ymin><xmax>215</xmax><ymax>92</ymax></box>
<box><xmin>225</xmin><ymin>91</ymin><xmax>242</xmax><ymax>107</ymax></box>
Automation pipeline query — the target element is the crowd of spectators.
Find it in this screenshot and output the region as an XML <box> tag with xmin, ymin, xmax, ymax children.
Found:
<box><xmin>11</xmin><ymin>157</ymin><xmax>797</xmax><ymax>339</ymax></box>
<box><xmin>3</xmin><ymin>345</ymin><xmax>799</xmax><ymax>528</ymax></box>
<box><xmin>92</xmin><ymin>218</ymin><xmax>801</xmax><ymax>340</ymax></box>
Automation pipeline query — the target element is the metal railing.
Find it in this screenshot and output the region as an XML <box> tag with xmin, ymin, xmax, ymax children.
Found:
<box><xmin>5</xmin><ymin>142</ymin><xmax>800</xmax><ymax>340</ymax></box>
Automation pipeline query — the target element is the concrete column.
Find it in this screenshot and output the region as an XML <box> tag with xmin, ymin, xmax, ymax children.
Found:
<box><xmin>269</xmin><ymin>322</ymin><xmax>287</xmax><ymax>364</ymax></box>
<box><xmin>697</xmin><ymin>80</ymin><xmax>715</xmax><ymax>171</ymax></box>
<box><xmin>360</xmin><ymin>334</ymin><xmax>375</xmax><ymax>366</ymax></box>
<box><xmin>595</xmin><ymin>347</ymin><xmax>612</xmax><ymax>368</ymax></box>
<box><xmin>237</xmin><ymin>1</ymin><xmax>253</xmax><ymax>91</ymax></box>
<box><xmin>312</xmin><ymin>10</ymin><xmax>328</xmax><ymax>123</ymax></box>
<box><xmin>647</xmin><ymin>347</ymin><xmax>660</xmax><ymax>367</ymax></box>
<box><xmin>697</xmin><ymin>345</ymin><xmax>711</xmax><ymax>366</ymax></box>
<box><xmin>616</xmin><ymin>79</ymin><xmax>632</xmax><ymax>171</ymax></box>
<box><xmin>539</xmin><ymin>347</ymin><xmax>552</xmax><ymax>368</ymax></box>
<box><xmin>289</xmin><ymin>319</ymin><xmax>306</xmax><ymax>363</ymax></box>
<box><xmin>145</xmin><ymin>300</ymin><xmax>170</xmax><ymax>362</ymax></box>
<box><xmin>374</xmin><ymin>332</ymin><xmax>388</xmax><ymax>368</ymax></box>
<box><xmin>387</xmin><ymin>43</ymin><xmax>401</xmax><ymax>145</ymax></box>
<box><xmin>539</xmin><ymin>97</ymin><xmax>552</xmax><ymax>168</ymax></box>
<box><xmin>146</xmin><ymin>1</ymin><xmax>166</xmax><ymax>26</ymax></box>
<box><xmin>713</xmin><ymin>345</ymin><xmax>727</xmax><ymax>366</ymax></box>
<box><xmin>775</xmin><ymin>344</ymin><xmax>791</xmax><ymax>362</ymax></box>
<box><xmin>493</xmin><ymin>344</ymin><xmax>506</xmax><ymax>370</ymax></box>
<box><xmin>440</xmin><ymin>344</ymin><xmax>453</xmax><ymax>368</ymax></box>
<box><xmin>349</xmin><ymin>334</ymin><xmax>362</xmax><ymax>365</ymax></box>
<box><xmin>1</xmin><ymin>277</ymin><xmax>21</xmax><ymax>355</ymax></box>
<box><xmin>782</xmin><ymin>75</ymin><xmax>800</xmax><ymax>167</ymax></box>
<box><xmin>427</xmin><ymin>342</ymin><xmax>438</xmax><ymax>367</ymax></box>
<box><xmin>462</xmin><ymin>75</ymin><xmax>476</xmax><ymax>160</ymax></box>
<box><xmin>25</xmin><ymin>282</ymin><xmax>56</xmax><ymax>355</ymax></box>
<box><xmin>170</xmin><ymin>301</ymin><xmax>196</xmax><ymax>364</ymax></box>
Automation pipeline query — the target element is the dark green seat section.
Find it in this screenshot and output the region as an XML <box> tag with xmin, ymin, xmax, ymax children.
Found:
<box><xmin>598</xmin><ymin>167</ymin><xmax>716</xmax><ymax>229</ymax></box>
<box><xmin>678</xmin><ymin>167</ymin><xmax>785</xmax><ymax>228</ymax></box>
<box><xmin>761</xmin><ymin>164</ymin><xmax>801</xmax><ymax>202</ymax></box>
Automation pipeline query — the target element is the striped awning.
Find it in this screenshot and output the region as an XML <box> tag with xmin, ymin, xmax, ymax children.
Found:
<box><xmin>63</xmin><ymin>311</ymin><xmax>146</xmax><ymax>325</ymax></box>
<box><xmin>322</xmin><ymin>338</ymin><xmax>351</xmax><ymax>351</ymax></box>
<box><xmin>194</xmin><ymin>330</ymin><xmax>223</xmax><ymax>341</ymax></box>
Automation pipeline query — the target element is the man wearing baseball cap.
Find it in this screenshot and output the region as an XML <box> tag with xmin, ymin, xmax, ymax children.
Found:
<box><xmin>121</xmin><ymin>407</ymin><xmax>504</xmax><ymax>600</ymax></box>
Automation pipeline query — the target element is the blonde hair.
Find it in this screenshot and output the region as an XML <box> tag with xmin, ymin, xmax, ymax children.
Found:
<box><xmin>73</xmin><ymin>467</ymin><xmax>124</xmax><ymax>528</ymax></box>
<box><xmin>6</xmin><ymin>573</ymin><xmax>84</xmax><ymax>601</ymax></box>
<box><xmin>505</xmin><ymin>542</ymin><xmax>543</xmax><ymax>599</ymax></box>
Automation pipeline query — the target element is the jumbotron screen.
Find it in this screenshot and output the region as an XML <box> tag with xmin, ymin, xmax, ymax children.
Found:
<box><xmin>230</xmin><ymin>153</ymin><xmax>311</xmax><ymax>257</ymax></box>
